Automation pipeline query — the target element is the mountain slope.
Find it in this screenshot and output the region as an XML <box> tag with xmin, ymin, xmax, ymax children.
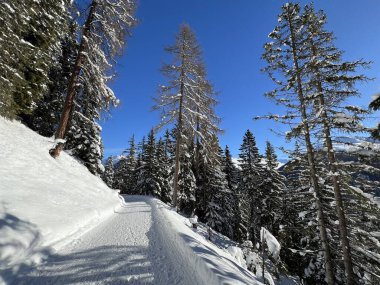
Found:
<box><xmin>0</xmin><ymin>117</ymin><xmax>120</xmax><ymax>284</ymax></box>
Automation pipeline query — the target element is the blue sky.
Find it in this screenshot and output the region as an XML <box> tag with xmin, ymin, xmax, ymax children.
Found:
<box><xmin>100</xmin><ymin>0</ymin><xmax>380</xmax><ymax>159</ymax></box>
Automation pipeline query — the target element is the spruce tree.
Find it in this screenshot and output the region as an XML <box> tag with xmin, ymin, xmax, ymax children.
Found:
<box><xmin>281</xmin><ymin>145</ymin><xmax>328</xmax><ymax>283</ymax></box>
<box><xmin>203</xmin><ymin>139</ymin><xmax>234</xmax><ymax>238</ymax></box>
<box><xmin>261</xmin><ymin>141</ymin><xmax>285</xmax><ymax>236</ymax></box>
<box><xmin>177</xmin><ymin>134</ymin><xmax>197</xmax><ymax>213</ymax></box>
<box><xmin>0</xmin><ymin>0</ymin><xmax>72</xmax><ymax>118</ymax></box>
<box><xmin>103</xmin><ymin>156</ymin><xmax>115</xmax><ymax>188</ymax></box>
<box><xmin>113</xmin><ymin>155</ymin><xmax>128</xmax><ymax>192</ymax></box>
<box><xmin>64</xmin><ymin>84</ymin><xmax>105</xmax><ymax>176</ymax></box>
<box><xmin>238</xmin><ymin>130</ymin><xmax>265</xmax><ymax>244</ymax></box>
<box><xmin>27</xmin><ymin>23</ymin><xmax>78</xmax><ymax>137</ymax></box>
<box><xmin>135</xmin><ymin>130</ymin><xmax>160</xmax><ymax>197</ymax></box>
<box><xmin>156</xmin><ymin>138</ymin><xmax>172</xmax><ymax>203</ymax></box>
<box><xmin>124</xmin><ymin>135</ymin><xmax>138</xmax><ymax>194</ymax></box>
<box><xmin>223</xmin><ymin>145</ymin><xmax>244</xmax><ymax>242</ymax></box>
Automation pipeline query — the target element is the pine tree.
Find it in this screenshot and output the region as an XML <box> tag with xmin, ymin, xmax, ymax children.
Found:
<box><xmin>50</xmin><ymin>0</ymin><xmax>137</xmax><ymax>157</ymax></box>
<box><xmin>153</xmin><ymin>24</ymin><xmax>221</xmax><ymax>207</ymax></box>
<box><xmin>103</xmin><ymin>156</ymin><xmax>115</xmax><ymax>188</ymax></box>
<box><xmin>0</xmin><ymin>0</ymin><xmax>72</xmax><ymax>118</ymax></box>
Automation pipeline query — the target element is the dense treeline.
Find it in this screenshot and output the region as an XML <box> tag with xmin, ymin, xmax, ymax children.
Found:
<box><xmin>1</xmin><ymin>1</ymin><xmax>379</xmax><ymax>284</ymax></box>
<box><xmin>0</xmin><ymin>0</ymin><xmax>137</xmax><ymax>174</ymax></box>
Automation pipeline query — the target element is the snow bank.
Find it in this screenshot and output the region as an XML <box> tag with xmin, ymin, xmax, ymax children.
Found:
<box><xmin>260</xmin><ymin>227</ymin><xmax>281</xmax><ymax>260</ymax></box>
<box><xmin>149</xmin><ymin>198</ymin><xmax>263</xmax><ymax>285</ymax></box>
<box><xmin>0</xmin><ymin>117</ymin><xmax>120</xmax><ymax>283</ymax></box>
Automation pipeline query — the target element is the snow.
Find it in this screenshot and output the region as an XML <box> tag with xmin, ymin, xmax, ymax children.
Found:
<box><xmin>153</xmin><ymin>199</ymin><xmax>264</xmax><ymax>285</ymax></box>
<box><xmin>0</xmin><ymin>117</ymin><xmax>119</xmax><ymax>284</ymax></box>
<box><xmin>12</xmin><ymin>195</ymin><xmax>264</xmax><ymax>285</ymax></box>
<box><xmin>0</xmin><ymin>117</ymin><xmax>264</xmax><ymax>285</ymax></box>
<box><xmin>260</xmin><ymin>227</ymin><xmax>281</xmax><ymax>260</ymax></box>
<box><xmin>227</xmin><ymin>246</ymin><xmax>247</xmax><ymax>268</ymax></box>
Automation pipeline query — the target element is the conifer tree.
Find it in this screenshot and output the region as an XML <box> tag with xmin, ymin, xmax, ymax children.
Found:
<box><xmin>103</xmin><ymin>156</ymin><xmax>115</xmax><ymax>188</ymax></box>
<box><xmin>135</xmin><ymin>130</ymin><xmax>160</xmax><ymax>197</ymax></box>
<box><xmin>301</xmin><ymin>5</ymin><xmax>374</xmax><ymax>283</ymax></box>
<box><xmin>369</xmin><ymin>95</ymin><xmax>380</xmax><ymax>139</ymax></box>
<box><xmin>203</xmin><ymin>139</ymin><xmax>234</xmax><ymax>238</ymax></box>
<box><xmin>124</xmin><ymin>135</ymin><xmax>138</xmax><ymax>194</ymax></box>
<box><xmin>279</xmin><ymin>144</ymin><xmax>324</xmax><ymax>282</ymax></box>
<box><xmin>0</xmin><ymin>0</ymin><xmax>72</xmax><ymax>118</ymax></box>
<box><xmin>261</xmin><ymin>141</ymin><xmax>285</xmax><ymax>236</ymax></box>
<box><xmin>64</xmin><ymin>83</ymin><xmax>105</xmax><ymax>175</ymax></box>
<box><xmin>156</xmin><ymin>138</ymin><xmax>172</xmax><ymax>203</ymax></box>
<box><xmin>27</xmin><ymin>25</ymin><xmax>78</xmax><ymax>137</ymax></box>
<box><xmin>154</xmin><ymin>24</ymin><xmax>221</xmax><ymax>207</ymax></box>
<box><xmin>177</xmin><ymin>133</ymin><xmax>197</xmax><ymax>213</ymax></box>
<box><xmin>50</xmin><ymin>0</ymin><xmax>137</xmax><ymax>157</ymax></box>
<box><xmin>238</xmin><ymin>130</ymin><xmax>265</xmax><ymax>244</ymax></box>
<box><xmin>223</xmin><ymin>145</ymin><xmax>244</xmax><ymax>241</ymax></box>
<box><xmin>262</xmin><ymin>4</ymin><xmax>335</xmax><ymax>283</ymax></box>
<box><xmin>113</xmin><ymin>155</ymin><xmax>128</xmax><ymax>192</ymax></box>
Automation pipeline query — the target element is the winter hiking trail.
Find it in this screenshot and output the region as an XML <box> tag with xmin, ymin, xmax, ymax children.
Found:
<box><xmin>13</xmin><ymin>195</ymin><xmax>261</xmax><ymax>285</ymax></box>
<box><xmin>14</xmin><ymin>196</ymin><xmax>200</xmax><ymax>285</ymax></box>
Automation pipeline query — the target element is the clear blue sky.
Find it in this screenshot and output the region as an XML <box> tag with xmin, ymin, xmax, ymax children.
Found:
<box><xmin>100</xmin><ymin>0</ymin><xmax>380</xmax><ymax>159</ymax></box>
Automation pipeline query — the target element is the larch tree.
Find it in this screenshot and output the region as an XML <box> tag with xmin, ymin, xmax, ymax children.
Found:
<box><xmin>154</xmin><ymin>24</ymin><xmax>221</xmax><ymax>208</ymax></box>
<box><xmin>301</xmin><ymin>5</ymin><xmax>372</xmax><ymax>283</ymax></box>
<box><xmin>50</xmin><ymin>0</ymin><xmax>137</xmax><ymax>158</ymax></box>
<box><xmin>261</xmin><ymin>3</ymin><xmax>335</xmax><ymax>284</ymax></box>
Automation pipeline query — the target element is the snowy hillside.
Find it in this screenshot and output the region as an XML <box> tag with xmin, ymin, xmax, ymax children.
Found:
<box><xmin>0</xmin><ymin>117</ymin><xmax>120</xmax><ymax>283</ymax></box>
<box><xmin>0</xmin><ymin>118</ymin><xmax>265</xmax><ymax>285</ymax></box>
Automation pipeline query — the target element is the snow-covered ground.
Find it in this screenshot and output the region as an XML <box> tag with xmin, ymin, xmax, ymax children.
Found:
<box><xmin>0</xmin><ymin>117</ymin><xmax>263</xmax><ymax>284</ymax></box>
<box><xmin>0</xmin><ymin>118</ymin><xmax>120</xmax><ymax>284</ymax></box>
<box><xmin>13</xmin><ymin>196</ymin><xmax>263</xmax><ymax>285</ymax></box>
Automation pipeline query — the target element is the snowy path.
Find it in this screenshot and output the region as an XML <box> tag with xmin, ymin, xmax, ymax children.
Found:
<box><xmin>14</xmin><ymin>196</ymin><xmax>195</xmax><ymax>285</ymax></box>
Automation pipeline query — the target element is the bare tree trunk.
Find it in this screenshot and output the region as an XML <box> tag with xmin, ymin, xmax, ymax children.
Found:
<box><xmin>287</xmin><ymin>9</ymin><xmax>335</xmax><ymax>285</ymax></box>
<box><xmin>311</xmin><ymin>43</ymin><xmax>354</xmax><ymax>283</ymax></box>
<box><xmin>49</xmin><ymin>1</ymin><xmax>98</xmax><ymax>158</ymax></box>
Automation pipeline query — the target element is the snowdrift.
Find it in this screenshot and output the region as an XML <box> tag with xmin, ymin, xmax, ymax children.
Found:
<box><xmin>0</xmin><ymin>117</ymin><xmax>120</xmax><ymax>283</ymax></box>
<box><xmin>148</xmin><ymin>197</ymin><xmax>263</xmax><ymax>285</ymax></box>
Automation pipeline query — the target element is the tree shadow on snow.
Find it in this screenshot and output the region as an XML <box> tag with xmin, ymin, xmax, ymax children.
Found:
<box><xmin>13</xmin><ymin>245</ymin><xmax>158</xmax><ymax>285</ymax></box>
<box><xmin>0</xmin><ymin>211</ymin><xmax>52</xmax><ymax>284</ymax></box>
